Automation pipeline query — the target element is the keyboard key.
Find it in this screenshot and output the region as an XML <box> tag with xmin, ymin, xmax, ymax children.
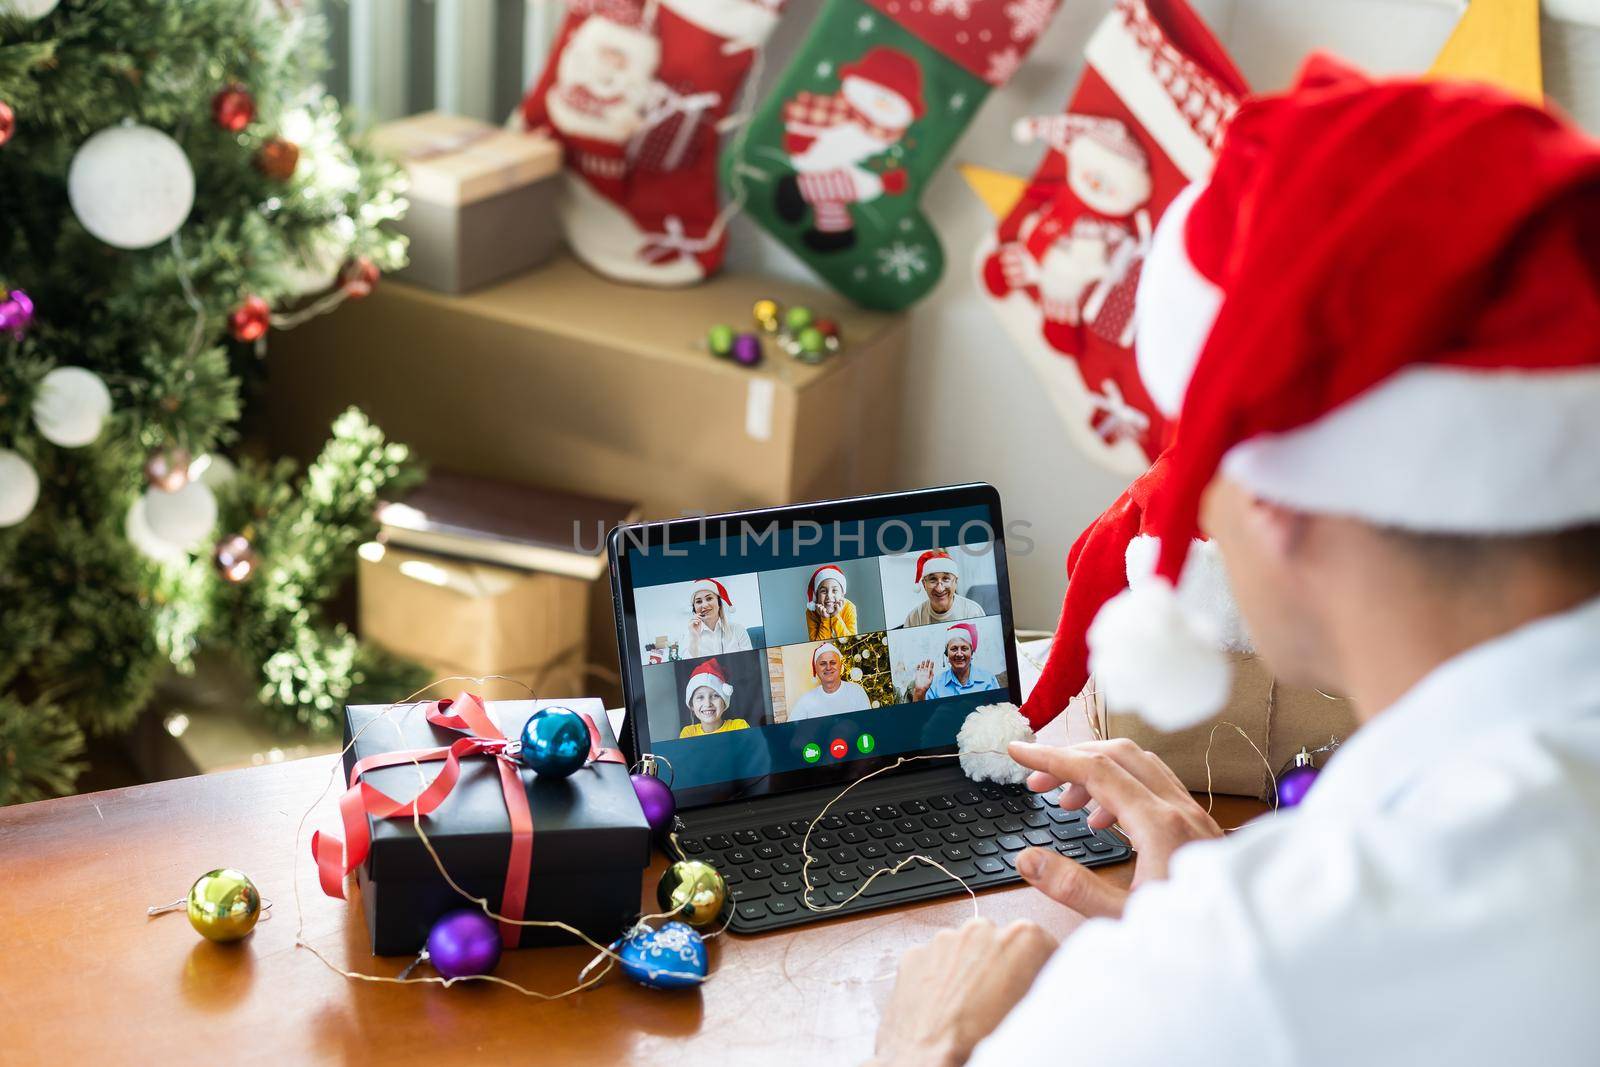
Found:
<box><xmin>755</xmin><ymin>844</ymin><xmax>780</xmax><ymax>860</ymax></box>
<box><xmin>1022</xmin><ymin>811</ymin><xmax>1050</xmax><ymax>829</ymax></box>
<box><xmin>861</xmin><ymin>861</ymin><xmax>957</xmax><ymax>898</ymax></box>
<box><xmin>1001</xmin><ymin>799</ymin><xmax>1027</xmax><ymax>814</ymax></box>
<box><xmin>974</xmin><ymin>857</ymin><xmax>1005</xmax><ymax>875</ymax></box>
<box><xmin>846</xmin><ymin>809</ymin><xmax>873</xmax><ymax>825</ymax></box>
<box><xmin>967</xmin><ymin>823</ymin><xmax>996</xmax><ymax>839</ymax></box>
<box><xmin>859</xmin><ymin>859</ymin><xmax>888</xmax><ymax>878</ymax></box>
<box><xmin>737</xmin><ymin>902</ymin><xmax>767</xmax><ymax>921</ymax></box>
<box><xmin>783</xmin><ymin>840</ymin><xmax>804</xmax><ymax>855</ymax></box>
<box><xmin>732</xmin><ymin>883</ymin><xmax>771</xmax><ymax>903</ymax></box>
<box><xmin>980</xmin><ymin>785</ymin><xmax>1004</xmax><ymax>800</ymax></box>
<box><xmin>977</xmin><ymin>803</ymin><xmax>1005</xmax><ymax>819</ymax></box>
<box><xmin>721</xmin><ymin>869</ymin><xmax>744</xmax><ymax>886</ymax></box>
<box><xmin>942</xmin><ymin>845</ymin><xmax>971</xmax><ymax>862</ymax></box>
<box><xmin>996</xmin><ymin>817</ymin><xmax>1024</xmax><ymax>834</ymax></box>
<box><xmin>841</xmin><ymin>828</ymin><xmax>867</xmax><ymax>844</ymax></box>
<box><xmin>733</xmin><ymin>829</ymin><xmax>761</xmax><ymax>845</ymax></box>
<box><xmin>774</xmin><ymin>858</ymin><xmax>800</xmax><ymax>875</ymax></box>
<box><xmin>826</xmin><ymin>885</ymin><xmax>854</xmax><ymax>904</ymax></box>
<box><xmin>804</xmin><ymin>867</ymin><xmax>830</xmax><ymax>886</ymax></box>
<box><xmin>927</xmin><ymin>794</ymin><xmax>956</xmax><ymax>810</ymax></box>
<box><xmin>1052</xmin><ymin>824</ymin><xmax>1092</xmax><ymax>842</ymax></box>
<box><xmin>1058</xmin><ymin>845</ymin><xmax>1086</xmax><ymax>859</ymax></box>
<box><xmin>830</xmin><ymin>866</ymin><xmax>859</xmax><ymax>882</ymax></box>
<box><xmin>767</xmin><ymin>897</ymin><xmax>797</xmax><ymax>916</ymax></box>
<box><xmin>761</xmin><ymin>824</ymin><xmax>790</xmax><ymax>840</ymax></box>
<box><xmin>867</xmin><ymin>823</ymin><xmax>895</xmax><ymax>840</ymax></box>
<box><xmin>744</xmin><ymin>864</ymin><xmax>771</xmax><ymax>880</ymax></box>
<box><xmin>971</xmin><ymin>839</ymin><xmax>999</xmax><ymax>856</ymax></box>
<box><xmin>1002</xmin><ymin>783</ymin><xmax>1027</xmax><ymax>795</ymax></box>
<box><xmin>773</xmin><ymin>876</ymin><xmax>803</xmax><ymax>895</ymax></box>
<box><xmin>887</xmin><ymin>837</ymin><xmax>914</xmax><ymax>854</ymax></box>
<box><xmin>789</xmin><ymin>818</ymin><xmax>813</xmax><ymax>835</ymax></box>
<box><xmin>873</xmin><ymin>805</ymin><xmax>900</xmax><ymax>820</ymax></box>
<box><xmin>1002</xmin><ymin>850</ymin><xmax>1027</xmax><ymax>869</ymax></box>
<box><xmin>705</xmin><ymin>834</ymin><xmax>733</xmax><ymax>850</ymax></box>
<box><xmin>812</xmin><ymin>832</ymin><xmax>839</xmax><ymax>849</ymax></box>
<box><xmin>1023</xmin><ymin>794</ymin><xmax>1047</xmax><ymax>810</ymax></box>
<box><xmin>1024</xmin><ymin>829</ymin><xmax>1054</xmax><ymax>847</ymax></box>
<box><xmin>1085</xmin><ymin>839</ymin><xmax>1114</xmax><ymax>854</ymax></box>
<box><xmin>894</xmin><ymin>818</ymin><xmax>919</xmax><ymax>834</ymax></box>
<box><xmin>829</xmin><ymin>848</ymin><xmax>854</xmax><ymax>865</ymax></box>
<box><xmin>922</xmin><ymin>813</ymin><xmax>952</xmax><ymax>828</ymax></box>
<box><xmin>727</xmin><ymin>848</ymin><xmax>754</xmax><ymax>865</ymax></box>
<box><xmin>914</xmin><ymin>832</ymin><xmax>941</xmax><ymax>849</ymax></box>
<box><xmin>680</xmin><ymin>838</ymin><xmax>705</xmax><ymax>855</ymax></box>
<box><xmin>819</xmin><ymin>815</ymin><xmax>846</xmax><ymax>831</ymax></box>
<box><xmin>901</xmin><ymin>800</ymin><xmax>929</xmax><ymax>815</ymax></box>
<box><xmin>1046</xmin><ymin>807</ymin><xmax>1079</xmax><ymax>824</ymax></box>
<box><xmin>950</xmin><ymin>809</ymin><xmax>977</xmax><ymax>824</ymax></box>
<box><xmin>940</xmin><ymin>828</ymin><xmax>969</xmax><ymax>843</ymax></box>
<box><xmin>954</xmin><ymin>790</ymin><xmax>982</xmax><ymax>806</ymax></box>
<box><xmin>859</xmin><ymin>843</ymin><xmax>886</xmax><ymax>859</ymax></box>
<box><xmin>997</xmin><ymin>834</ymin><xmax>1027</xmax><ymax>852</ymax></box>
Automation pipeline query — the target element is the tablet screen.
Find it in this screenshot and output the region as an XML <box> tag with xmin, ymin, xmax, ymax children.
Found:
<box><xmin>610</xmin><ymin>486</ymin><xmax>1020</xmax><ymax>807</ymax></box>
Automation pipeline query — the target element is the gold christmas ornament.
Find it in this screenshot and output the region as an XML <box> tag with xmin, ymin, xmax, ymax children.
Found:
<box><xmin>148</xmin><ymin>867</ymin><xmax>267</xmax><ymax>942</ymax></box>
<box><xmin>752</xmin><ymin>298</ymin><xmax>780</xmax><ymax>332</ymax></box>
<box><xmin>656</xmin><ymin>859</ymin><xmax>728</xmax><ymax>928</ymax></box>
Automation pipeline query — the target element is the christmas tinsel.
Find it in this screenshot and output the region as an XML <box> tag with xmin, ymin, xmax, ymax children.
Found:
<box><xmin>0</xmin><ymin>1</ymin><xmax>427</xmax><ymax>804</ymax></box>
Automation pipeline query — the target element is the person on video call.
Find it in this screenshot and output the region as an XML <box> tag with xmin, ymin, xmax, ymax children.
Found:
<box><xmin>790</xmin><ymin>642</ymin><xmax>871</xmax><ymax>720</ymax></box>
<box><xmin>677</xmin><ymin>658</ymin><xmax>750</xmax><ymax>738</ymax></box>
<box><xmin>902</xmin><ymin>550</ymin><xmax>985</xmax><ymax>628</ymax></box>
<box><xmin>908</xmin><ymin>623</ymin><xmax>999</xmax><ymax>701</ymax></box>
<box><xmin>682</xmin><ymin>577</ymin><xmax>752</xmax><ymax>659</ymax></box>
<box><xmin>866</xmin><ymin>60</ymin><xmax>1600</xmax><ymax>1067</ymax></box>
<box><xmin>807</xmin><ymin>564</ymin><xmax>859</xmax><ymax>640</ymax></box>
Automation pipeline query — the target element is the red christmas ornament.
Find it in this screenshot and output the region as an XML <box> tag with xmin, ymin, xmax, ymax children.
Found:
<box><xmin>340</xmin><ymin>257</ymin><xmax>380</xmax><ymax>299</ymax></box>
<box><xmin>228</xmin><ymin>296</ymin><xmax>271</xmax><ymax>342</ymax></box>
<box><xmin>0</xmin><ymin>100</ymin><xmax>15</xmax><ymax>148</ymax></box>
<box><xmin>212</xmin><ymin>84</ymin><xmax>256</xmax><ymax>133</ymax></box>
<box><xmin>254</xmin><ymin>137</ymin><xmax>299</xmax><ymax>181</ymax></box>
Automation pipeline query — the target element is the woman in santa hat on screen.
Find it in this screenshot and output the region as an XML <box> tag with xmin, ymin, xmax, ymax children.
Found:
<box><xmin>872</xmin><ymin>55</ymin><xmax>1600</xmax><ymax>1067</ymax></box>
<box><xmin>805</xmin><ymin>563</ymin><xmax>859</xmax><ymax>640</ymax></box>
<box><xmin>682</xmin><ymin>577</ymin><xmax>752</xmax><ymax>658</ymax></box>
<box><xmin>678</xmin><ymin>657</ymin><xmax>750</xmax><ymax>738</ymax></box>
<box><xmin>901</xmin><ymin>549</ymin><xmax>985</xmax><ymax>628</ymax></box>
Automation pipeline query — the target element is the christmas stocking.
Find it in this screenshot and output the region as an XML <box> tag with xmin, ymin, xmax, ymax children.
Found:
<box><xmin>977</xmin><ymin>0</ymin><xmax>1247</xmax><ymax>472</ymax></box>
<box><xmin>521</xmin><ymin>0</ymin><xmax>784</xmax><ymax>285</ymax></box>
<box><xmin>721</xmin><ymin>0</ymin><xmax>1062</xmax><ymax>310</ymax></box>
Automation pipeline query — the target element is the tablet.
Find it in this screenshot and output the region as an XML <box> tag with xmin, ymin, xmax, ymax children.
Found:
<box><xmin>608</xmin><ymin>484</ymin><xmax>1021</xmax><ymax>808</ymax></box>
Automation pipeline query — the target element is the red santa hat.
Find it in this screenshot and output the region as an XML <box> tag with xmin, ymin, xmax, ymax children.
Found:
<box><xmin>945</xmin><ymin>622</ymin><xmax>979</xmax><ymax>654</ymax></box>
<box><xmin>1022</xmin><ymin>54</ymin><xmax>1600</xmax><ymax>733</ymax></box>
<box><xmin>839</xmin><ymin>47</ymin><xmax>926</xmax><ymax>123</ymax></box>
<box><xmin>913</xmin><ymin>550</ymin><xmax>959</xmax><ymax>584</ymax></box>
<box><xmin>812</xmin><ymin>642</ymin><xmax>843</xmax><ymax>676</ymax></box>
<box><xmin>806</xmin><ymin>565</ymin><xmax>848</xmax><ymax>611</ymax></box>
<box><xmin>689</xmin><ymin>577</ymin><xmax>733</xmax><ymax>613</ymax></box>
<box><xmin>684</xmin><ymin>657</ymin><xmax>734</xmax><ymax>706</ymax></box>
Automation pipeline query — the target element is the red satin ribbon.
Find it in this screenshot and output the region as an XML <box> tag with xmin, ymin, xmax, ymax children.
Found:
<box><xmin>311</xmin><ymin>692</ymin><xmax>623</xmax><ymax>949</ymax></box>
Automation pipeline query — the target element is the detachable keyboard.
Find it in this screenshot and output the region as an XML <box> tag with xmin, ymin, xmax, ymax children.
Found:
<box><xmin>673</xmin><ymin>764</ymin><xmax>1133</xmax><ymax>933</ymax></box>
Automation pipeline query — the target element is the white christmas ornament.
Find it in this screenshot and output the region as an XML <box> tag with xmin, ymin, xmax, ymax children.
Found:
<box><xmin>0</xmin><ymin>449</ymin><xmax>40</xmax><ymax>527</ymax></box>
<box><xmin>68</xmin><ymin>124</ymin><xmax>196</xmax><ymax>250</ymax></box>
<box><xmin>125</xmin><ymin>495</ymin><xmax>187</xmax><ymax>562</ymax></box>
<box><xmin>194</xmin><ymin>453</ymin><xmax>238</xmax><ymax>490</ymax></box>
<box><xmin>141</xmin><ymin>480</ymin><xmax>217</xmax><ymax>549</ymax></box>
<box><xmin>32</xmin><ymin>366</ymin><xmax>113</xmax><ymax>448</ymax></box>
<box><xmin>0</xmin><ymin>0</ymin><xmax>61</xmax><ymax>18</ymax></box>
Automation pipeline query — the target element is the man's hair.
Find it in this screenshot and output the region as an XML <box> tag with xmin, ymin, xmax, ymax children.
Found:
<box><xmin>1378</xmin><ymin>523</ymin><xmax>1600</xmax><ymax>584</ymax></box>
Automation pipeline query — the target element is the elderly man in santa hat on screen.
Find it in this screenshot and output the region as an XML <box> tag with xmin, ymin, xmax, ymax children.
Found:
<box><xmin>868</xmin><ymin>54</ymin><xmax>1600</xmax><ymax>1067</ymax></box>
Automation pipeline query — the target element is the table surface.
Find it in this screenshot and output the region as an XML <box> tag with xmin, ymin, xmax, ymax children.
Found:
<box><xmin>0</xmin><ymin>729</ymin><xmax>1263</xmax><ymax>1066</ymax></box>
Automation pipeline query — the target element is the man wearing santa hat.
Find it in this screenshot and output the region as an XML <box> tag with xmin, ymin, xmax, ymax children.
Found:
<box><xmin>790</xmin><ymin>642</ymin><xmax>871</xmax><ymax>720</ymax></box>
<box><xmin>776</xmin><ymin>46</ymin><xmax>923</xmax><ymax>252</ymax></box>
<box><xmin>901</xmin><ymin>550</ymin><xmax>986</xmax><ymax>628</ymax></box>
<box><xmin>907</xmin><ymin>623</ymin><xmax>1001</xmax><ymax>702</ymax></box>
<box><xmin>869</xmin><ymin>57</ymin><xmax>1600</xmax><ymax>1067</ymax></box>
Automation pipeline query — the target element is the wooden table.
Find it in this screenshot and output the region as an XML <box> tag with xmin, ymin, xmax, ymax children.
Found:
<box><xmin>0</xmin><ymin>751</ymin><xmax>1263</xmax><ymax>1065</ymax></box>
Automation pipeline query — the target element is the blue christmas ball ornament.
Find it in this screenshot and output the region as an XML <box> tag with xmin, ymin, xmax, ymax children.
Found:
<box><xmin>518</xmin><ymin>707</ymin><xmax>589</xmax><ymax>778</ymax></box>
<box><xmin>617</xmin><ymin>921</ymin><xmax>708</xmax><ymax>990</ymax></box>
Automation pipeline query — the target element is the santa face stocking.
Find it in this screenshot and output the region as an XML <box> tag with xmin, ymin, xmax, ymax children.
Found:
<box><xmin>522</xmin><ymin>0</ymin><xmax>784</xmax><ymax>285</ymax></box>
<box><xmin>977</xmin><ymin>0</ymin><xmax>1247</xmax><ymax>472</ymax></box>
<box><xmin>722</xmin><ymin>0</ymin><xmax>1061</xmax><ymax>310</ymax></box>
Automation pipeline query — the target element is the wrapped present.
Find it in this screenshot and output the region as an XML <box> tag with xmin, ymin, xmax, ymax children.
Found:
<box><xmin>371</xmin><ymin>111</ymin><xmax>563</xmax><ymax>293</ymax></box>
<box><xmin>315</xmin><ymin>694</ymin><xmax>651</xmax><ymax>955</ymax></box>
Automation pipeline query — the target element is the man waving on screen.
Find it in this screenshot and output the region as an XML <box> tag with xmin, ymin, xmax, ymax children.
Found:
<box><xmin>868</xmin><ymin>58</ymin><xmax>1600</xmax><ymax>1067</ymax></box>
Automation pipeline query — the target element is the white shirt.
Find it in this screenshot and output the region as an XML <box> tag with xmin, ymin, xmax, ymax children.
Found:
<box><xmin>973</xmin><ymin>595</ymin><xmax>1600</xmax><ymax>1067</ymax></box>
<box><xmin>789</xmin><ymin>680</ymin><xmax>871</xmax><ymax>720</ymax></box>
<box><xmin>680</xmin><ymin>619</ymin><xmax>752</xmax><ymax>659</ymax></box>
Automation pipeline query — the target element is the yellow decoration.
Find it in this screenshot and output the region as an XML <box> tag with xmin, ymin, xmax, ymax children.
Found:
<box><xmin>186</xmin><ymin>868</ymin><xmax>263</xmax><ymax>942</ymax></box>
<box><xmin>657</xmin><ymin>860</ymin><xmax>728</xmax><ymax>928</ymax></box>
<box><xmin>959</xmin><ymin>164</ymin><xmax>1029</xmax><ymax>220</ymax></box>
<box><xmin>1426</xmin><ymin>0</ymin><xmax>1542</xmax><ymax>105</ymax></box>
<box><xmin>752</xmin><ymin>298</ymin><xmax>780</xmax><ymax>331</ymax></box>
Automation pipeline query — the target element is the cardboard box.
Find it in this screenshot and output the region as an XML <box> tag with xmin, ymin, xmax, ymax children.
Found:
<box><xmin>371</xmin><ymin>112</ymin><xmax>563</xmax><ymax>293</ymax></box>
<box><xmin>345</xmin><ymin>697</ymin><xmax>650</xmax><ymax>956</ymax></box>
<box><xmin>268</xmin><ymin>255</ymin><xmax>906</xmax><ymax>523</ymax></box>
<box><xmin>358</xmin><ymin>543</ymin><xmax>592</xmax><ymax>694</ymax></box>
<box><xmin>1095</xmin><ymin>652</ymin><xmax>1358</xmax><ymax>800</ymax></box>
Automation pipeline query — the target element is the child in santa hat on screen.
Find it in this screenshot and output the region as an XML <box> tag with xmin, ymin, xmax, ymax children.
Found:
<box><xmin>871</xmin><ymin>56</ymin><xmax>1600</xmax><ymax>1067</ymax></box>
<box><xmin>805</xmin><ymin>564</ymin><xmax>859</xmax><ymax>640</ymax></box>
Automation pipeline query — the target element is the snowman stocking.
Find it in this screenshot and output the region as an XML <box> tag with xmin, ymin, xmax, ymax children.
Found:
<box><xmin>521</xmin><ymin>0</ymin><xmax>784</xmax><ymax>285</ymax></box>
<box><xmin>977</xmin><ymin>0</ymin><xmax>1247</xmax><ymax>471</ymax></box>
<box><xmin>722</xmin><ymin>0</ymin><xmax>1062</xmax><ymax>310</ymax></box>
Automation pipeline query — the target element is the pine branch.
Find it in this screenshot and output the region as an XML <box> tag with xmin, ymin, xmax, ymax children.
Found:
<box><xmin>0</xmin><ymin>696</ymin><xmax>87</xmax><ymax>806</ymax></box>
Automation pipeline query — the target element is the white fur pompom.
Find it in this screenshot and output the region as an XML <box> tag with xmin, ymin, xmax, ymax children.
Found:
<box><xmin>1087</xmin><ymin>579</ymin><xmax>1232</xmax><ymax>731</ymax></box>
<box><xmin>957</xmin><ymin>703</ymin><xmax>1036</xmax><ymax>784</ymax></box>
<box><xmin>1125</xmin><ymin>534</ymin><xmax>1252</xmax><ymax>652</ymax></box>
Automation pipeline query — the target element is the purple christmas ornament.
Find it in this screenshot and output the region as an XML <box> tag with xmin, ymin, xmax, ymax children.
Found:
<box><xmin>0</xmin><ymin>289</ymin><xmax>34</xmax><ymax>341</ymax></box>
<box><xmin>426</xmin><ymin>908</ymin><xmax>502</xmax><ymax>979</ymax></box>
<box><xmin>1274</xmin><ymin>748</ymin><xmax>1320</xmax><ymax>809</ymax></box>
<box><xmin>731</xmin><ymin>331</ymin><xmax>763</xmax><ymax>367</ymax></box>
<box><xmin>631</xmin><ymin>771</ymin><xmax>677</xmax><ymax>834</ymax></box>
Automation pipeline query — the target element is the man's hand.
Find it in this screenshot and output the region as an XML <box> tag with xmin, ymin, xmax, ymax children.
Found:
<box><xmin>1007</xmin><ymin>739</ymin><xmax>1223</xmax><ymax>918</ymax></box>
<box><xmin>871</xmin><ymin>918</ymin><xmax>1058</xmax><ymax>1067</ymax></box>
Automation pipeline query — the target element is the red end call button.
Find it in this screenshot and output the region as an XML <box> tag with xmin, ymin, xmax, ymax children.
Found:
<box><xmin>829</xmin><ymin>738</ymin><xmax>848</xmax><ymax>759</ymax></box>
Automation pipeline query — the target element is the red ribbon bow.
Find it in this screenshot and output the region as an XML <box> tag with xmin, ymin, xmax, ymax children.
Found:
<box><xmin>311</xmin><ymin>692</ymin><xmax>623</xmax><ymax>948</ymax></box>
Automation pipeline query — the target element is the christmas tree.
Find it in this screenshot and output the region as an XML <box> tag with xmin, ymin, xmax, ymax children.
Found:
<box><xmin>0</xmin><ymin>1</ymin><xmax>428</xmax><ymax>804</ymax></box>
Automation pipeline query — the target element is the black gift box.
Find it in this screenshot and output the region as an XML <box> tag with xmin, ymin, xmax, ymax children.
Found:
<box><xmin>343</xmin><ymin>698</ymin><xmax>651</xmax><ymax>956</ymax></box>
